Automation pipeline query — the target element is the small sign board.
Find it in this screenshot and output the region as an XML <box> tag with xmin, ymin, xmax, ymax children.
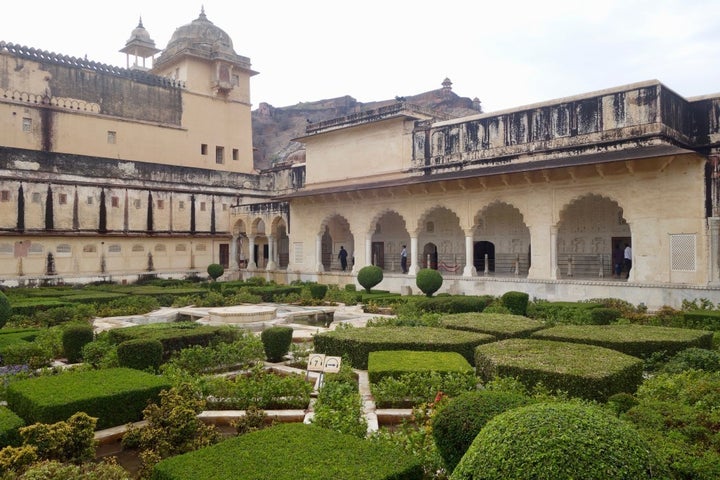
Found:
<box><xmin>307</xmin><ymin>353</ymin><xmax>326</xmax><ymax>372</ymax></box>
<box><xmin>323</xmin><ymin>356</ymin><xmax>342</xmax><ymax>373</ymax></box>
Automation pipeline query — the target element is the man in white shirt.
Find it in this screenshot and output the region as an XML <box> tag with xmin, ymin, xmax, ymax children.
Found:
<box><xmin>623</xmin><ymin>244</ymin><xmax>632</xmax><ymax>279</ymax></box>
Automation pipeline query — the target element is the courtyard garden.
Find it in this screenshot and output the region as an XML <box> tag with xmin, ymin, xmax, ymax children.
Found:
<box><xmin>0</xmin><ymin>272</ymin><xmax>717</xmax><ymax>478</ymax></box>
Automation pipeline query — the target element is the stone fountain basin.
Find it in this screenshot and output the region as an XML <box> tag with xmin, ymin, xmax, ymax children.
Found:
<box><xmin>208</xmin><ymin>305</ymin><xmax>278</xmax><ymax>324</ymax></box>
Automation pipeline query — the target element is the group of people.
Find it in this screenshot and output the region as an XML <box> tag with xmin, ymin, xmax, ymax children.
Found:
<box><xmin>613</xmin><ymin>243</ymin><xmax>632</xmax><ymax>279</ymax></box>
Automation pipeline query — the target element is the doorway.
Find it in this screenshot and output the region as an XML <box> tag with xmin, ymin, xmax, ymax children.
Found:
<box><xmin>474</xmin><ymin>241</ymin><xmax>495</xmax><ymax>272</ymax></box>
<box><xmin>371</xmin><ymin>242</ymin><xmax>385</xmax><ymax>268</ymax></box>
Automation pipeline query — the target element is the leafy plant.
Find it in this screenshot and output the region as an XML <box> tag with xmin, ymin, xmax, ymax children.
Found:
<box><xmin>61</xmin><ymin>324</ymin><xmax>94</xmax><ymax>364</ymax></box>
<box><xmin>311</xmin><ymin>381</ymin><xmax>367</xmax><ymax>438</ymax></box>
<box><xmin>207</xmin><ymin>263</ymin><xmax>225</xmax><ymax>281</ymax></box>
<box><xmin>260</xmin><ymin>326</ymin><xmax>293</xmax><ymax>362</ymax></box>
<box><xmin>0</xmin><ymin>292</ymin><xmax>13</xmax><ymax>329</ymax></box>
<box><xmin>416</xmin><ymin>268</ymin><xmax>443</xmax><ymax>297</ymax></box>
<box><xmin>117</xmin><ymin>338</ymin><xmax>163</xmax><ymax>372</ymax></box>
<box><xmin>357</xmin><ymin>265</ymin><xmax>383</xmax><ymax>293</ymax></box>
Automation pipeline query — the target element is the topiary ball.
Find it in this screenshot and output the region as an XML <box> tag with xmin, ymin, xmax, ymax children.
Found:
<box><xmin>432</xmin><ymin>390</ymin><xmax>533</xmax><ymax>472</ymax></box>
<box><xmin>451</xmin><ymin>401</ymin><xmax>661</xmax><ymax>480</ymax></box>
<box><xmin>357</xmin><ymin>265</ymin><xmax>383</xmax><ymax>293</ymax></box>
<box><xmin>416</xmin><ymin>268</ymin><xmax>443</xmax><ymax>297</ymax></box>
<box><xmin>207</xmin><ymin>263</ymin><xmax>224</xmax><ymax>281</ymax></box>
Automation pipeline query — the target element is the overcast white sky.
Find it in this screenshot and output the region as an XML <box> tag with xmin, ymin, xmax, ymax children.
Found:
<box><xmin>2</xmin><ymin>0</ymin><xmax>720</xmax><ymax>112</ymax></box>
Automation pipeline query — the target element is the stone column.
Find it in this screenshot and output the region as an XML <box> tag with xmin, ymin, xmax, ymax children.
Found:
<box><xmin>316</xmin><ymin>234</ymin><xmax>324</xmax><ymax>272</ymax></box>
<box><xmin>247</xmin><ymin>236</ymin><xmax>257</xmax><ymax>270</ymax></box>
<box><xmin>550</xmin><ymin>225</ymin><xmax>559</xmax><ymax>280</ymax></box>
<box><xmin>463</xmin><ymin>231</ymin><xmax>476</xmax><ymax>277</ymax></box>
<box><xmin>409</xmin><ymin>236</ymin><xmax>419</xmax><ymax>275</ymax></box>
<box><xmin>230</xmin><ymin>235</ymin><xmax>239</xmax><ymax>271</ymax></box>
<box><xmin>365</xmin><ymin>235</ymin><xmax>372</xmax><ymax>266</ymax></box>
<box><xmin>266</xmin><ymin>235</ymin><xmax>277</xmax><ymax>270</ymax></box>
<box><xmin>710</xmin><ymin>218</ymin><xmax>720</xmax><ymax>285</ymax></box>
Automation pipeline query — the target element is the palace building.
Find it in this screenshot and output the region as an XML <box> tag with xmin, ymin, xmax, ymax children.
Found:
<box><xmin>1</xmin><ymin>10</ymin><xmax>719</xmax><ymax>309</ymax></box>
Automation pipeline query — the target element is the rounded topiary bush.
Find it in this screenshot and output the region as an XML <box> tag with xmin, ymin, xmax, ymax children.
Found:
<box><xmin>261</xmin><ymin>326</ymin><xmax>293</xmax><ymax>362</ymax></box>
<box><xmin>451</xmin><ymin>402</ymin><xmax>661</xmax><ymax>480</ymax></box>
<box><xmin>416</xmin><ymin>268</ymin><xmax>443</xmax><ymax>297</ymax></box>
<box><xmin>432</xmin><ymin>390</ymin><xmax>533</xmax><ymax>472</ymax></box>
<box><xmin>308</xmin><ymin>283</ymin><xmax>328</xmax><ymax>300</ymax></box>
<box><xmin>61</xmin><ymin>324</ymin><xmax>95</xmax><ymax>364</ymax></box>
<box><xmin>207</xmin><ymin>263</ymin><xmax>224</xmax><ymax>281</ymax></box>
<box><xmin>0</xmin><ymin>291</ymin><xmax>11</xmax><ymax>329</ymax></box>
<box><xmin>117</xmin><ymin>338</ymin><xmax>163</xmax><ymax>371</ymax></box>
<box><xmin>357</xmin><ymin>265</ymin><xmax>383</xmax><ymax>293</ymax></box>
<box><xmin>500</xmin><ymin>291</ymin><xmax>529</xmax><ymax>316</ymax></box>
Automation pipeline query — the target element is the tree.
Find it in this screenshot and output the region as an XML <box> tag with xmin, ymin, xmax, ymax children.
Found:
<box><xmin>416</xmin><ymin>268</ymin><xmax>443</xmax><ymax>297</ymax></box>
<box><xmin>207</xmin><ymin>263</ymin><xmax>224</xmax><ymax>281</ymax></box>
<box><xmin>357</xmin><ymin>265</ymin><xmax>383</xmax><ymax>292</ymax></box>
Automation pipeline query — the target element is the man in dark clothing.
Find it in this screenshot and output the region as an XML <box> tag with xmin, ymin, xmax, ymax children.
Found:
<box><xmin>338</xmin><ymin>246</ymin><xmax>348</xmax><ymax>271</ymax></box>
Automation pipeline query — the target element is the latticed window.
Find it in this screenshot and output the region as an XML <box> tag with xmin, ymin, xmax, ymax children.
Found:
<box><xmin>670</xmin><ymin>234</ymin><xmax>696</xmax><ymax>271</ymax></box>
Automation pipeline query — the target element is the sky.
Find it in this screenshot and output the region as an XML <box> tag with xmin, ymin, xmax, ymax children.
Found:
<box><xmin>2</xmin><ymin>0</ymin><xmax>720</xmax><ymax>112</ymax></box>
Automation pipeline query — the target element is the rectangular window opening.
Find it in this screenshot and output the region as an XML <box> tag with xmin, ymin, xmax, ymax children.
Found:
<box><xmin>216</xmin><ymin>146</ymin><xmax>224</xmax><ymax>164</ymax></box>
<box><xmin>107</xmin><ymin>131</ymin><xmax>117</xmax><ymax>144</ymax></box>
<box><xmin>232</xmin><ymin>148</ymin><xmax>239</xmax><ymax>161</ymax></box>
<box><xmin>201</xmin><ymin>144</ymin><xmax>208</xmax><ymax>155</ymax></box>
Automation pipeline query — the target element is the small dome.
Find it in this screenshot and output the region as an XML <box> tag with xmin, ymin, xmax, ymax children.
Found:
<box><xmin>158</xmin><ymin>7</ymin><xmax>237</xmax><ymax>63</ymax></box>
<box><xmin>126</xmin><ymin>18</ymin><xmax>154</xmax><ymax>45</ymax></box>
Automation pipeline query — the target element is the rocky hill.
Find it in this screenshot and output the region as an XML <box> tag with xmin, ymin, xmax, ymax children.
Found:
<box><xmin>251</xmin><ymin>78</ymin><xmax>482</xmax><ymax>171</ymax></box>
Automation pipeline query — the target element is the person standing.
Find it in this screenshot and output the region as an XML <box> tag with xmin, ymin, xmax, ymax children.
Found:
<box><xmin>623</xmin><ymin>243</ymin><xmax>632</xmax><ymax>279</ymax></box>
<box><xmin>338</xmin><ymin>246</ymin><xmax>348</xmax><ymax>271</ymax></box>
<box><xmin>400</xmin><ymin>245</ymin><xmax>408</xmax><ymax>274</ymax></box>
<box><xmin>612</xmin><ymin>244</ymin><xmax>623</xmax><ymax>278</ymax></box>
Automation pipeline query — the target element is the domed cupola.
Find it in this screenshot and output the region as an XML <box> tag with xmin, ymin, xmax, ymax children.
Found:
<box><xmin>120</xmin><ymin>17</ymin><xmax>160</xmax><ymax>70</ymax></box>
<box><xmin>153</xmin><ymin>7</ymin><xmax>257</xmax><ymax>96</ymax></box>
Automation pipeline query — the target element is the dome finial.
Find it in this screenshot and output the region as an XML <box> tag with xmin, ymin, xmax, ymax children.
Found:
<box><xmin>199</xmin><ymin>5</ymin><xmax>207</xmax><ymax>20</ymax></box>
<box><xmin>138</xmin><ymin>16</ymin><xmax>143</xmax><ymax>28</ymax></box>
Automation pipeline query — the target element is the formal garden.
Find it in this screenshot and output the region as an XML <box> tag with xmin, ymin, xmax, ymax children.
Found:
<box><xmin>0</xmin><ymin>265</ymin><xmax>717</xmax><ymax>478</ymax></box>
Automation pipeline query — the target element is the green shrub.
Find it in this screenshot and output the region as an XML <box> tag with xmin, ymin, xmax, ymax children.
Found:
<box><xmin>451</xmin><ymin>402</ymin><xmax>661</xmax><ymax>479</ymax></box>
<box><xmin>416</xmin><ymin>269</ymin><xmax>443</xmax><ymax>297</ymax></box>
<box><xmin>152</xmin><ymin>423</ymin><xmax>423</xmax><ymax>480</ymax></box>
<box><xmin>260</xmin><ymin>326</ymin><xmax>293</xmax><ymax>362</ymax></box>
<box><xmin>526</xmin><ymin>300</ymin><xmax>602</xmax><ymax>324</ymax></box>
<box><xmin>0</xmin><ymin>292</ymin><xmax>12</xmax><ymax>329</ymax></box>
<box><xmin>206</xmin><ymin>263</ymin><xmax>224</xmax><ymax>281</ymax></box>
<box><xmin>623</xmin><ymin>370</ymin><xmax>720</xmax><ymax>479</ymax></box>
<box><xmin>308</xmin><ymin>283</ymin><xmax>328</xmax><ymax>300</ymax></box>
<box><xmin>357</xmin><ymin>265</ymin><xmax>383</xmax><ymax>292</ymax></box>
<box><xmin>371</xmin><ymin>371</ymin><xmax>478</xmax><ymax>408</ymax></box>
<box><xmin>19</xmin><ymin>411</ymin><xmax>97</xmax><ymax>464</ymax></box>
<box><xmin>13</xmin><ymin>459</ymin><xmax>131</xmax><ymax>479</ymax></box>
<box><xmin>432</xmin><ymin>390</ymin><xmax>532</xmax><ymax>472</ymax></box>
<box><xmin>680</xmin><ymin>310</ymin><xmax>720</xmax><ymax>330</ymax></box>
<box><xmin>1</xmin><ymin>342</ymin><xmax>53</xmax><ymax>370</ymax></box>
<box><xmin>81</xmin><ymin>338</ymin><xmax>119</xmax><ymax>369</ymax></box>
<box><xmin>312</xmin><ymin>381</ymin><xmax>367</xmax><ymax>438</ymax></box>
<box><xmin>344</xmin><ymin>284</ymin><xmax>357</xmax><ymax>292</ymax></box>
<box><xmin>314</xmin><ymin>326</ymin><xmax>495</xmax><ymax>369</ymax></box>
<box><xmin>162</xmin><ymin>333</ymin><xmax>264</xmax><ymax>375</ymax></box>
<box><xmin>500</xmin><ymin>291</ymin><xmax>529</xmax><ymax>316</ymax></box>
<box><xmin>475</xmin><ymin>339</ymin><xmax>644</xmax><ymax>402</ymax></box>
<box><xmin>61</xmin><ymin>324</ymin><xmax>94</xmax><ymax>364</ymax></box>
<box><xmin>117</xmin><ymin>338</ymin><xmax>163</xmax><ymax>371</ymax></box>
<box><xmin>661</xmin><ymin>347</ymin><xmax>720</xmax><ymax>373</ymax></box>
<box><xmin>589</xmin><ymin>307</ymin><xmax>621</xmax><ymax>325</ymax></box>
<box><xmin>0</xmin><ymin>406</ymin><xmax>24</xmax><ymax>447</ymax></box>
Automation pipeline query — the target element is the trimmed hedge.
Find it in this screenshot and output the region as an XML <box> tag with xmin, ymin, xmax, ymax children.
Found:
<box><xmin>474</xmin><ymin>339</ymin><xmax>644</xmax><ymax>401</ymax></box>
<box><xmin>6</xmin><ymin>367</ymin><xmax>171</xmax><ymax>429</ymax></box>
<box><xmin>152</xmin><ymin>423</ymin><xmax>423</xmax><ymax>480</ymax></box>
<box><xmin>260</xmin><ymin>326</ymin><xmax>293</xmax><ymax>362</ymax></box>
<box><xmin>0</xmin><ymin>292</ymin><xmax>11</xmax><ymax>328</ymax></box>
<box><xmin>0</xmin><ymin>405</ymin><xmax>25</xmax><ymax>447</ymax></box>
<box><xmin>526</xmin><ymin>301</ymin><xmax>603</xmax><ymax>324</ymax></box>
<box><xmin>407</xmin><ymin>295</ymin><xmax>495</xmax><ymax>314</ymax></box>
<box><xmin>117</xmin><ymin>338</ymin><xmax>163</xmax><ymax>371</ymax></box>
<box><xmin>367</xmin><ymin>350</ymin><xmax>473</xmax><ymax>384</ymax></box>
<box><xmin>357</xmin><ymin>265</ymin><xmax>383</xmax><ymax>292</ymax></box>
<box><xmin>681</xmin><ymin>310</ymin><xmax>720</xmax><ymax>331</ymax></box>
<box><xmin>314</xmin><ymin>326</ymin><xmax>495</xmax><ymax>369</ymax></box>
<box><xmin>0</xmin><ymin>328</ymin><xmax>40</xmax><ymax>353</ymax></box>
<box><xmin>432</xmin><ymin>390</ymin><xmax>533</xmax><ymax>472</ymax></box>
<box><xmin>107</xmin><ymin>322</ymin><xmax>239</xmax><ymax>360</ymax></box>
<box><xmin>61</xmin><ymin>324</ymin><xmax>94</xmax><ymax>363</ymax></box>
<box><xmin>530</xmin><ymin>324</ymin><xmax>714</xmax><ymax>358</ymax></box>
<box><xmin>451</xmin><ymin>402</ymin><xmax>661</xmax><ymax>479</ymax></box>
<box><xmin>440</xmin><ymin>312</ymin><xmax>546</xmax><ymax>339</ymax></box>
